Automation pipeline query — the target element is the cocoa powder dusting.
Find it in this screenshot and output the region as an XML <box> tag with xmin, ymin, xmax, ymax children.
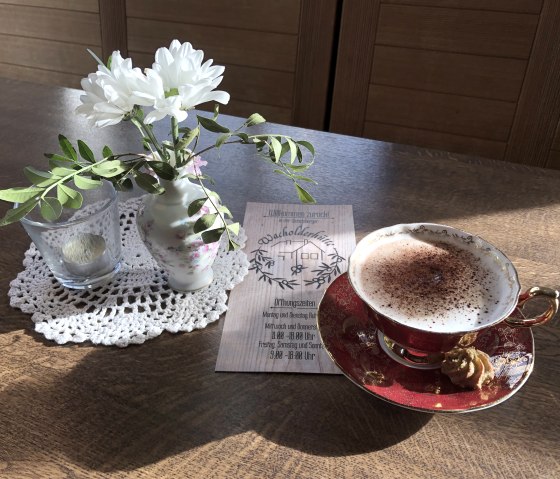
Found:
<box><xmin>358</xmin><ymin>239</ymin><xmax>498</xmax><ymax>330</ymax></box>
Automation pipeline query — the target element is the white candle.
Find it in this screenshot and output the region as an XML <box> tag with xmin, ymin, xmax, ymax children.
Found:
<box><xmin>62</xmin><ymin>233</ymin><xmax>111</xmax><ymax>277</ymax></box>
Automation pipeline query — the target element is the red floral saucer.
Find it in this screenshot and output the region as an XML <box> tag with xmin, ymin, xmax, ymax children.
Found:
<box><xmin>317</xmin><ymin>274</ymin><xmax>534</xmax><ymax>413</ymax></box>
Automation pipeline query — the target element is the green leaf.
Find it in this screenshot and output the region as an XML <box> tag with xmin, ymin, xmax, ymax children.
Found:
<box><xmin>178</xmin><ymin>126</ymin><xmax>200</xmax><ymax>150</ymax></box>
<box><xmin>58</xmin><ymin>135</ymin><xmax>77</xmax><ymax>162</ymax></box>
<box><xmin>201</xmin><ymin>227</ymin><xmax>225</xmax><ymax>244</ymax></box>
<box><xmin>45</xmin><ymin>153</ymin><xmax>73</xmax><ymax>164</ymax></box>
<box><xmin>280</xmin><ymin>140</ymin><xmax>291</xmax><ymax>159</ymax></box>
<box><xmin>245</xmin><ymin>113</ymin><xmax>266</xmax><ymax>127</ymax></box>
<box><xmin>287</xmin><ymin>138</ymin><xmax>298</xmax><ymax>164</ymax></box>
<box><xmin>24</xmin><ymin>167</ymin><xmax>59</xmax><ymax>187</ymax></box>
<box><xmin>293</xmin><ymin>175</ymin><xmax>317</xmax><ymax>184</ymax></box>
<box><xmin>215</xmin><ymin>133</ymin><xmax>231</xmax><ymax>148</ymax></box>
<box><xmin>40</xmin><ymin>197</ymin><xmax>62</xmax><ymax>222</ymax></box>
<box><xmin>296</xmin><ymin>140</ymin><xmax>315</xmax><ymax>157</ymax></box>
<box><xmin>208</xmin><ymin>190</ymin><xmax>221</xmax><ymax>201</ymax></box>
<box><xmin>51</xmin><ymin>166</ymin><xmax>77</xmax><ymax>177</ymax></box>
<box><xmin>92</xmin><ymin>160</ymin><xmax>126</xmax><ymax>177</ymax></box>
<box><xmin>233</xmin><ymin>132</ymin><xmax>250</xmax><ymax>143</ymax></box>
<box><xmin>227</xmin><ymin>238</ymin><xmax>240</xmax><ymax>251</ymax></box>
<box><xmin>102</xmin><ymin>145</ymin><xmax>113</xmax><ymax>159</ymax></box>
<box><xmin>57</xmin><ymin>184</ymin><xmax>83</xmax><ymax>209</ymax></box>
<box><xmin>0</xmin><ymin>198</ymin><xmax>38</xmax><ymax>226</ymax></box>
<box><xmin>148</xmin><ymin>161</ymin><xmax>175</xmax><ymax>181</ymax></box>
<box><xmin>73</xmin><ymin>175</ymin><xmax>102</xmax><ymax>190</ymax></box>
<box><xmin>187</xmin><ymin>198</ymin><xmax>207</xmax><ymax>217</ymax></box>
<box><xmin>213</xmin><ymin>103</ymin><xmax>220</xmax><ymax>120</ymax></box>
<box><xmin>226</xmin><ymin>222</ymin><xmax>240</xmax><ymax>236</ymax></box>
<box><xmin>77</xmin><ymin>140</ymin><xmax>95</xmax><ymax>163</ymax></box>
<box><xmin>135</xmin><ymin>172</ymin><xmax>163</xmax><ymax>194</ymax></box>
<box><xmin>285</xmin><ymin>160</ymin><xmax>313</xmax><ymax>171</ymax></box>
<box><xmin>197</xmin><ymin>115</ymin><xmax>230</xmax><ymax>133</ymax></box>
<box><xmin>218</xmin><ymin>205</ymin><xmax>232</xmax><ymax>218</ymax></box>
<box><xmin>273</xmin><ymin>168</ymin><xmax>290</xmax><ymax>178</ymax></box>
<box><xmin>295</xmin><ymin>184</ymin><xmax>316</xmax><ymax>204</ymax></box>
<box><xmin>193</xmin><ymin>213</ymin><xmax>218</xmax><ymax>233</ymax></box>
<box><xmin>57</xmin><ymin>184</ymin><xmax>69</xmax><ymax>205</ymax></box>
<box><xmin>0</xmin><ymin>187</ymin><xmax>42</xmax><ymax>203</ymax></box>
<box><xmin>269</xmin><ymin>137</ymin><xmax>282</xmax><ymax>162</ymax></box>
<box><xmin>115</xmin><ymin>178</ymin><xmax>133</xmax><ymax>191</ymax></box>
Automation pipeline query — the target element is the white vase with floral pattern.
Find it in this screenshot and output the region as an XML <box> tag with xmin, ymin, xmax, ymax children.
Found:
<box><xmin>136</xmin><ymin>174</ymin><xmax>222</xmax><ymax>292</ymax></box>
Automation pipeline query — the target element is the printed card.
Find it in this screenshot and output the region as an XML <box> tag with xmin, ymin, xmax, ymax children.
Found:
<box><xmin>216</xmin><ymin>202</ymin><xmax>356</xmax><ymax>373</ymax></box>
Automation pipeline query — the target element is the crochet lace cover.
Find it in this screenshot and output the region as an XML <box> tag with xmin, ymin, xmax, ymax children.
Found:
<box><xmin>9</xmin><ymin>197</ymin><xmax>249</xmax><ymax>347</ymax></box>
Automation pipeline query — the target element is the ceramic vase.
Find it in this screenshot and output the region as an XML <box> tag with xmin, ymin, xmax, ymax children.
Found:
<box><xmin>136</xmin><ymin>175</ymin><xmax>222</xmax><ymax>292</ymax></box>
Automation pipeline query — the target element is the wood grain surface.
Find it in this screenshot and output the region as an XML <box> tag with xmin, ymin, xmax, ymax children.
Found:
<box><xmin>0</xmin><ymin>79</ymin><xmax>559</xmax><ymax>478</ymax></box>
<box><xmin>376</xmin><ymin>5</ymin><xmax>538</xmax><ymax>59</ymax></box>
<box><xmin>382</xmin><ymin>0</ymin><xmax>542</xmax><ymax>14</ymax></box>
<box><xmin>504</xmin><ymin>0</ymin><xmax>560</xmax><ymax>168</ymax></box>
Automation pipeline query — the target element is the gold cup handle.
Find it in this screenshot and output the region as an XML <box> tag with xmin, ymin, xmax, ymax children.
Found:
<box><xmin>506</xmin><ymin>286</ymin><xmax>560</xmax><ymax>327</ymax></box>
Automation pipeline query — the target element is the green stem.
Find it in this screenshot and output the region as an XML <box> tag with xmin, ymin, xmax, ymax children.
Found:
<box><xmin>40</xmin><ymin>153</ymin><xmax>150</xmax><ymax>201</ymax></box>
<box><xmin>171</xmin><ymin>116</ymin><xmax>183</xmax><ymax>166</ymax></box>
<box><xmin>191</xmin><ymin>140</ymin><xmax>243</xmax><ymax>159</ymax></box>
<box><xmin>39</xmin><ymin>156</ymin><xmax>114</xmax><ymax>201</ymax></box>
<box><xmin>131</xmin><ymin>115</ymin><xmax>166</xmax><ymax>161</ymax></box>
<box><xmin>193</xmin><ymin>170</ymin><xmax>236</xmax><ymax>250</ymax></box>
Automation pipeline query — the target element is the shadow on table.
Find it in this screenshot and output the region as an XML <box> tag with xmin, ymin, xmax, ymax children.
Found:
<box><xmin>0</xmin><ymin>329</ymin><xmax>431</xmax><ymax>472</ymax></box>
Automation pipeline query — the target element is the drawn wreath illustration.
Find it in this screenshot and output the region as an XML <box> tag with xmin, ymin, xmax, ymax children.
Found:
<box><xmin>249</xmin><ymin>242</ymin><xmax>346</xmax><ymax>289</ymax></box>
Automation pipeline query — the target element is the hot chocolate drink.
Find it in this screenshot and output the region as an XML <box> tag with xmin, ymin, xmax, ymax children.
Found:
<box><xmin>354</xmin><ymin>233</ymin><xmax>505</xmax><ymax>333</ymax></box>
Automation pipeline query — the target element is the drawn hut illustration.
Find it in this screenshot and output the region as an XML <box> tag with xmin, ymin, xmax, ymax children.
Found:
<box><xmin>270</xmin><ymin>239</ymin><xmax>326</xmax><ymax>269</ymax></box>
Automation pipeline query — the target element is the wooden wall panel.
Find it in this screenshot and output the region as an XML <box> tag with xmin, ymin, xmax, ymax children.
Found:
<box><xmin>330</xmin><ymin>0</ymin><xmax>381</xmax><ymax>135</ymax></box>
<box><xmin>0</xmin><ymin>0</ymin><xmax>100</xmax><ymax>89</ymax></box>
<box><xmin>505</xmin><ymin>0</ymin><xmax>560</xmax><ymax>167</ymax></box>
<box><xmin>331</xmin><ymin>1</ymin><xmax>544</xmax><ymax>163</ymax></box>
<box><xmin>131</xmin><ymin>52</ymin><xmax>294</xmax><ymax>110</ymax></box>
<box><xmin>126</xmin><ymin>0</ymin><xmax>301</xmax><ymax>35</ymax></box>
<box><xmin>367</xmin><ymin>85</ymin><xmax>515</xmax><ymax>141</ymax></box>
<box><xmin>292</xmin><ymin>0</ymin><xmax>338</xmax><ymax>129</ymax></box>
<box><xmin>553</xmin><ymin>121</ymin><xmax>560</xmax><ymax>151</ymax></box>
<box><xmin>126</xmin><ymin>17</ymin><xmax>298</xmax><ymax>125</ymax></box>
<box><xmin>0</xmin><ymin>0</ymin><xmax>336</xmax><ymax>129</ymax></box>
<box><xmin>99</xmin><ymin>0</ymin><xmax>127</xmax><ymax>59</ymax></box>
<box><xmin>382</xmin><ymin>0</ymin><xmax>542</xmax><ymax>14</ymax></box>
<box><xmin>0</xmin><ymin>4</ymin><xmax>100</xmax><ymax>46</ymax></box>
<box><xmin>127</xmin><ymin>18</ymin><xmax>298</xmax><ymax>73</ymax></box>
<box><xmin>126</xmin><ymin>1</ymin><xmax>337</xmax><ymax>128</ymax></box>
<box><xmin>547</xmin><ymin>117</ymin><xmax>560</xmax><ymax>170</ymax></box>
<box><xmin>371</xmin><ymin>46</ymin><xmax>525</xmax><ymax>102</ymax></box>
<box><xmin>0</xmin><ymin>34</ymin><xmax>101</xmax><ymax>75</ymax></box>
<box><xmin>377</xmin><ymin>5</ymin><xmax>538</xmax><ymax>59</ymax></box>
<box><xmin>547</xmin><ymin>150</ymin><xmax>560</xmax><ymax>170</ymax></box>
<box><xmin>0</xmin><ymin>0</ymin><xmax>98</xmax><ymax>12</ymax></box>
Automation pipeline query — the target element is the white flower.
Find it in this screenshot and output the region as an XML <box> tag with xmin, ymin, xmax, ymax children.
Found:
<box><xmin>76</xmin><ymin>52</ymin><xmax>149</xmax><ymax>127</ymax></box>
<box><xmin>141</xmin><ymin>69</ymin><xmax>188</xmax><ymax>124</ymax></box>
<box><xmin>143</xmin><ymin>40</ymin><xmax>230</xmax><ymax>124</ymax></box>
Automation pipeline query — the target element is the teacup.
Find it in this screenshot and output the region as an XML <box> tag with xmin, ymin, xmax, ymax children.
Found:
<box><xmin>348</xmin><ymin>223</ymin><xmax>559</xmax><ymax>369</ymax></box>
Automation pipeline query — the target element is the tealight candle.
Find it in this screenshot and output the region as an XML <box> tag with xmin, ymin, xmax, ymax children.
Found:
<box><xmin>62</xmin><ymin>233</ymin><xmax>111</xmax><ymax>277</ymax></box>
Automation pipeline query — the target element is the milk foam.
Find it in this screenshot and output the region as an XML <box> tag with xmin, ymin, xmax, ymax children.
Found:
<box><xmin>353</xmin><ymin>231</ymin><xmax>513</xmax><ymax>333</ymax></box>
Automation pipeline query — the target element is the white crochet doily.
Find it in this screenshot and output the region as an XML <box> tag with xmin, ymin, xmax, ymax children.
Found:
<box><xmin>9</xmin><ymin>197</ymin><xmax>249</xmax><ymax>347</ymax></box>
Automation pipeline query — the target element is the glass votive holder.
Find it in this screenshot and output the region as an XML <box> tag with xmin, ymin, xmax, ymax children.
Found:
<box><xmin>19</xmin><ymin>180</ymin><xmax>122</xmax><ymax>289</ymax></box>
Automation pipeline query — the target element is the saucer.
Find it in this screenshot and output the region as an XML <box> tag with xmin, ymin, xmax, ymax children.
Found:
<box><xmin>317</xmin><ymin>274</ymin><xmax>534</xmax><ymax>413</ymax></box>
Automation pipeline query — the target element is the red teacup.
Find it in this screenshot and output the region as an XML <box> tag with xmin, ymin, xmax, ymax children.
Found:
<box><xmin>348</xmin><ymin>223</ymin><xmax>559</xmax><ymax>368</ymax></box>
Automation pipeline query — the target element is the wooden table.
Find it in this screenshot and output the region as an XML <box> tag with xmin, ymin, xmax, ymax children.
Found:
<box><xmin>0</xmin><ymin>79</ymin><xmax>559</xmax><ymax>478</ymax></box>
